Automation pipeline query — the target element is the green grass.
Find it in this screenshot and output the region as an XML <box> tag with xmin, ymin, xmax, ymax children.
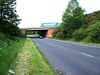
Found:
<box><xmin>68</xmin><ymin>37</ymin><xmax>100</xmax><ymax>46</ymax></box>
<box><xmin>7</xmin><ymin>38</ymin><xmax>56</xmax><ymax>75</ymax></box>
<box><xmin>26</xmin><ymin>34</ymin><xmax>40</xmax><ymax>38</ymax></box>
<box><xmin>52</xmin><ymin>38</ymin><xmax>100</xmax><ymax>46</ymax></box>
<box><xmin>0</xmin><ymin>38</ymin><xmax>26</xmax><ymax>75</ymax></box>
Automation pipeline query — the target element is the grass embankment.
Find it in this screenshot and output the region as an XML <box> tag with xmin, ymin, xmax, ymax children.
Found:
<box><xmin>7</xmin><ymin>38</ymin><xmax>56</xmax><ymax>75</ymax></box>
<box><xmin>53</xmin><ymin>10</ymin><xmax>100</xmax><ymax>44</ymax></box>
<box><xmin>67</xmin><ymin>22</ymin><xmax>100</xmax><ymax>45</ymax></box>
<box><xmin>53</xmin><ymin>21</ymin><xmax>100</xmax><ymax>45</ymax></box>
<box><xmin>0</xmin><ymin>33</ymin><xmax>26</xmax><ymax>75</ymax></box>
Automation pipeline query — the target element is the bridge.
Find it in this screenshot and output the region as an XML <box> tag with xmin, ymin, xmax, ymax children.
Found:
<box><xmin>20</xmin><ymin>27</ymin><xmax>55</xmax><ymax>38</ymax></box>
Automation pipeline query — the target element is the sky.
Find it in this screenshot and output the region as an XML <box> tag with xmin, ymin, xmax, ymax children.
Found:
<box><xmin>16</xmin><ymin>0</ymin><xmax>100</xmax><ymax>28</ymax></box>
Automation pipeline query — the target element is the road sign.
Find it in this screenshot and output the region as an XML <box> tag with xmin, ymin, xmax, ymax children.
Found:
<box><xmin>41</xmin><ymin>22</ymin><xmax>60</xmax><ymax>27</ymax></box>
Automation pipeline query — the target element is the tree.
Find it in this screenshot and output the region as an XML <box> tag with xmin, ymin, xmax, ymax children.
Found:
<box><xmin>0</xmin><ymin>0</ymin><xmax>21</xmax><ymax>36</ymax></box>
<box><xmin>0</xmin><ymin>0</ymin><xmax>21</xmax><ymax>25</ymax></box>
<box><xmin>61</xmin><ymin>0</ymin><xmax>85</xmax><ymax>38</ymax></box>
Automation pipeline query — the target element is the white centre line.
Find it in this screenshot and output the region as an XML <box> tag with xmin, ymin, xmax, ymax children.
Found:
<box><xmin>81</xmin><ymin>53</ymin><xmax>94</xmax><ymax>58</ymax></box>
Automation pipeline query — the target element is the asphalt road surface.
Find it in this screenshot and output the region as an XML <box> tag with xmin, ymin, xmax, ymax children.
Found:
<box><xmin>32</xmin><ymin>38</ymin><xmax>100</xmax><ymax>75</ymax></box>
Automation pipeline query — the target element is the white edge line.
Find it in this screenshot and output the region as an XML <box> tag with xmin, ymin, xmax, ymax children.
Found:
<box><xmin>81</xmin><ymin>53</ymin><xmax>94</xmax><ymax>58</ymax></box>
<box><xmin>49</xmin><ymin>38</ymin><xmax>100</xmax><ymax>48</ymax></box>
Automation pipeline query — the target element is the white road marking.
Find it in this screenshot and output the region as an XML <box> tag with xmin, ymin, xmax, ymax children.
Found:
<box><xmin>59</xmin><ymin>46</ymin><xmax>63</xmax><ymax>48</ymax></box>
<box><xmin>49</xmin><ymin>38</ymin><xmax>100</xmax><ymax>48</ymax></box>
<box><xmin>81</xmin><ymin>53</ymin><xmax>94</xmax><ymax>58</ymax></box>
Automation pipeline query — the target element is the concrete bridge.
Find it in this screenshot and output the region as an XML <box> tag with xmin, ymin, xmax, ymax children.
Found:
<box><xmin>20</xmin><ymin>27</ymin><xmax>55</xmax><ymax>38</ymax></box>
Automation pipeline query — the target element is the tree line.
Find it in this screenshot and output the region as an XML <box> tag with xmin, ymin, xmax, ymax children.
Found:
<box><xmin>0</xmin><ymin>1</ymin><xmax>21</xmax><ymax>74</ymax></box>
<box><xmin>0</xmin><ymin>0</ymin><xmax>21</xmax><ymax>37</ymax></box>
<box><xmin>53</xmin><ymin>0</ymin><xmax>100</xmax><ymax>43</ymax></box>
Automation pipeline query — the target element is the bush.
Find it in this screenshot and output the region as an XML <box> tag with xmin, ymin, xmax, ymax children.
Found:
<box><xmin>0</xmin><ymin>32</ymin><xmax>12</xmax><ymax>57</ymax></box>
<box><xmin>0</xmin><ymin>32</ymin><xmax>9</xmax><ymax>48</ymax></box>
<box><xmin>72</xmin><ymin>22</ymin><xmax>100</xmax><ymax>43</ymax></box>
<box><xmin>0</xmin><ymin>20</ymin><xmax>20</xmax><ymax>37</ymax></box>
<box><xmin>72</xmin><ymin>26</ymin><xmax>88</xmax><ymax>41</ymax></box>
<box><xmin>87</xmin><ymin>22</ymin><xmax>100</xmax><ymax>43</ymax></box>
<box><xmin>53</xmin><ymin>26</ymin><xmax>61</xmax><ymax>38</ymax></box>
<box><xmin>53</xmin><ymin>26</ymin><xmax>65</xmax><ymax>39</ymax></box>
<box><xmin>85</xmin><ymin>10</ymin><xmax>100</xmax><ymax>25</ymax></box>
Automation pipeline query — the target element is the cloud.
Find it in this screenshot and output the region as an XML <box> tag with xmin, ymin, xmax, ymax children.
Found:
<box><xmin>78</xmin><ymin>0</ymin><xmax>100</xmax><ymax>13</ymax></box>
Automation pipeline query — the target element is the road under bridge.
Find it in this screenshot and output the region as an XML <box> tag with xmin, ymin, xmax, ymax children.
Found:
<box><xmin>20</xmin><ymin>27</ymin><xmax>55</xmax><ymax>38</ymax></box>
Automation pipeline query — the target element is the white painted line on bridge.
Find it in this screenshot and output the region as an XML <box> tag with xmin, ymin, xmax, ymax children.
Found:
<box><xmin>81</xmin><ymin>53</ymin><xmax>94</xmax><ymax>58</ymax></box>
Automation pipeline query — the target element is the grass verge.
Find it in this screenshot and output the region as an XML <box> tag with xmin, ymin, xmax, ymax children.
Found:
<box><xmin>7</xmin><ymin>38</ymin><xmax>56</xmax><ymax>75</ymax></box>
<box><xmin>0</xmin><ymin>38</ymin><xmax>26</xmax><ymax>75</ymax></box>
<box><xmin>68</xmin><ymin>37</ymin><xmax>100</xmax><ymax>46</ymax></box>
<box><xmin>52</xmin><ymin>38</ymin><xmax>100</xmax><ymax>46</ymax></box>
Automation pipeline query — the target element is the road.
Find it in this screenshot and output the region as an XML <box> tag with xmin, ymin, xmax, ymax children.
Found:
<box><xmin>32</xmin><ymin>38</ymin><xmax>100</xmax><ymax>75</ymax></box>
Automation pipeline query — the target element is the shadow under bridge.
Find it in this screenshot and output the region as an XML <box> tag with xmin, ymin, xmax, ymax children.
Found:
<box><xmin>26</xmin><ymin>27</ymin><xmax>49</xmax><ymax>37</ymax></box>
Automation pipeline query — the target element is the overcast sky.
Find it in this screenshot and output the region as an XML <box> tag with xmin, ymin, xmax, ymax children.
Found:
<box><xmin>16</xmin><ymin>0</ymin><xmax>100</xmax><ymax>28</ymax></box>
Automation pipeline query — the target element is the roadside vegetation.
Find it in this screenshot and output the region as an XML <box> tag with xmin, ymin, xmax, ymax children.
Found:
<box><xmin>27</xmin><ymin>31</ymin><xmax>40</xmax><ymax>38</ymax></box>
<box><xmin>53</xmin><ymin>0</ymin><xmax>100</xmax><ymax>44</ymax></box>
<box><xmin>0</xmin><ymin>0</ymin><xmax>56</xmax><ymax>75</ymax></box>
<box><xmin>6</xmin><ymin>38</ymin><xmax>56</xmax><ymax>75</ymax></box>
<box><xmin>0</xmin><ymin>0</ymin><xmax>21</xmax><ymax>74</ymax></box>
<box><xmin>0</xmin><ymin>37</ymin><xmax>26</xmax><ymax>75</ymax></box>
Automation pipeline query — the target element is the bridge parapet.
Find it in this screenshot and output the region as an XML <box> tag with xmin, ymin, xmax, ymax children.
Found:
<box><xmin>20</xmin><ymin>27</ymin><xmax>55</xmax><ymax>37</ymax></box>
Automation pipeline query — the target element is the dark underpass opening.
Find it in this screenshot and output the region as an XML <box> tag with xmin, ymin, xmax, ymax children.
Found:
<box><xmin>26</xmin><ymin>30</ymin><xmax>48</xmax><ymax>38</ymax></box>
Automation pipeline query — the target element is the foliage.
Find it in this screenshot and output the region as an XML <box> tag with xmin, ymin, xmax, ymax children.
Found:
<box><xmin>53</xmin><ymin>0</ymin><xmax>100</xmax><ymax>43</ymax></box>
<box><xmin>0</xmin><ymin>32</ymin><xmax>26</xmax><ymax>75</ymax></box>
<box><xmin>33</xmin><ymin>34</ymin><xmax>40</xmax><ymax>38</ymax></box>
<box><xmin>0</xmin><ymin>0</ymin><xmax>21</xmax><ymax>24</ymax></box>
<box><xmin>53</xmin><ymin>0</ymin><xmax>85</xmax><ymax>39</ymax></box>
<box><xmin>72</xmin><ymin>26</ymin><xmax>87</xmax><ymax>41</ymax></box>
<box><xmin>71</xmin><ymin>22</ymin><xmax>100</xmax><ymax>43</ymax></box>
<box><xmin>26</xmin><ymin>31</ymin><xmax>40</xmax><ymax>38</ymax></box>
<box><xmin>87</xmin><ymin>22</ymin><xmax>100</xmax><ymax>43</ymax></box>
<box><xmin>0</xmin><ymin>20</ymin><xmax>20</xmax><ymax>37</ymax></box>
<box><xmin>62</xmin><ymin>0</ymin><xmax>85</xmax><ymax>38</ymax></box>
<box><xmin>53</xmin><ymin>26</ymin><xmax>64</xmax><ymax>39</ymax></box>
<box><xmin>7</xmin><ymin>38</ymin><xmax>56</xmax><ymax>75</ymax></box>
<box><xmin>0</xmin><ymin>0</ymin><xmax>21</xmax><ymax>37</ymax></box>
<box><xmin>85</xmin><ymin>10</ymin><xmax>100</xmax><ymax>25</ymax></box>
